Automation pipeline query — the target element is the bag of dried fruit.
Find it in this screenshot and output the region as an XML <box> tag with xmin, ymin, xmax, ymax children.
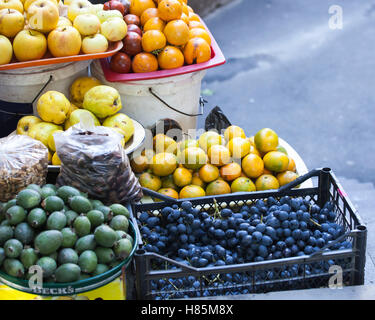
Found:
<box><xmin>0</xmin><ymin>134</ymin><xmax>48</xmax><ymax>202</ymax></box>
<box><xmin>54</xmin><ymin>117</ymin><xmax>143</xmax><ymax>205</ymax></box>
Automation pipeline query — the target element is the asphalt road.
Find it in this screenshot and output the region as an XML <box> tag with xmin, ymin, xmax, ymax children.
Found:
<box><xmin>198</xmin><ymin>0</ymin><xmax>375</xmax><ymax>186</ymax></box>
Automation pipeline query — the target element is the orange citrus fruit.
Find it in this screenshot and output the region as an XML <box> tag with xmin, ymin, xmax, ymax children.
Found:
<box><xmin>198</xmin><ymin>131</ymin><xmax>222</xmax><ymax>152</ymax></box>
<box><xmin>255</xmin><ymin>174</ymin><xmax>280</xmax><ymax>191</ymax></box>
<box><xmin>150</xmin><ymin>152</ymin><xmax>178</xmax><ymax>176</ymax></box>
<box><xmin>158</xmin><ymin>45</ymin><xmax>184</xmax><ymax>69</ymax></box>
<box><xmin>132</xmin><ymin>52</ymin><xmax>159</xmax><ymax>73</ymax></box>
<box><xmin>180</xmin><ymin>12</ymin><xmax>189</xmax><ymax>24</ymax></box>
<box><xmin>139</xmin><ymin>172</ymin><xmax>162</xmax><ymax>191</ymax></box>
<box><xmin>178</xmin><ymin>139</ymin><xmax>199</xmax><ymax>151</ymax></box>
<box><xmin>183</xmin><ymin>37</ymin><xmax>211</xmax><ymax>64</ymax></box>
<box><xmin>143</xmin><ymin>16</ymin><xmax>166</xmax><ymax>32</ymax></box>
<box><xmin>153</xmin><ymin>134</ymin><xmax>177</xmax><ymax>154</ymax></box>
<box><xmin>173</xmin><ymin>167</ymin><xmax>193</xmax><ymax>187</ymax></box>
<box><xmin>158</xmin><ymin>0</ymin><xmax>182</xmax><ymax>21</ymax></box>
<box><xmin>219</xmin><ymin>162</ymin><xmax>242</xmax><ymax>182</ymax></box>
<box><xmin>277</xmin><ymin>171</ymin><xmax>299</xmax><ymax>187</ymax></box>
<box><xmin>191</xmin><ymin>172</ymin><xmax>206</xmax><ymax>189</ymax></box>
<box><xmin>141</xmin><ymin>7</ymin><xmax>159</xmax><ymax>26</ymax></box>
<box><xmin>249</xmin><ymin>144</ymin><xmax>261</xmax><ymax>157</ymax></box>
<box><xmin>231</xmin><ymin>177</ymin><xmax>256</xmax><ymax>193</ymax></box>
<box><xmin>161</xmin><ymin>174</ymin><xmax>179</xmax><ymax>191</ymax></box>
<box><xmin>206</xmin><ymin>179</ymin><xmax>231</xmax><ymax>196</ymax></box>
<box><xmin>181</xmin><ymin>147</ymin><xmax>207</xmax><ymax>170</ymax></box>
<box><xmin>163</xmin><ymin>19</ymin><xmax>189</xmax><ymax>46</ymax></box>
<box><xmin>241</xmin><ymin>153</ymin><xmax>264</xmax><ymax>179</ymax></box>
<box><xmin>287</xmin><ymin>157</ymin><xmax>296</xmax><ymax>172</ymax></box>
<box><xmin>188</xmin><ymin>28</ymin><xmax>211</xmax><ymax>45</ymax></box>
<box><xmin>156</xmin><ymin>188</ymin><xmax>179</xmax><ymax>201</ymax></box>
<box><xmin>224</xmin><ymin>125</ymin><xmax>246</xmax><ymax>142</ymax></box>
<box><xmin>254</xmin><ymin>128</ymin><xmax>279</xmax><ymax>154</ymax></box>
<box><xmin>188</xmin><ymin>12</ymin><xmax>200</xmax><ymax>22</ymax></box>
<box><xmin>142</xmin><ymin>148</ymin><xmax>156</xmax><ymax>160</ymax></box>
<box><xmin>189</xmin><ymin>21</ymin><xmax>205</xmax><ymax>30</ymax></box>
<box><xmin>130</xmin><ymin>0</ymin><xmax>156</xmax><ymax>17</ymax></box>
<box><xmin>263</xmin><ymin>151</ymin><xmax>289</xmax><ymax>173</ymax></box>
<box><xmin>277</xmin><ymin>145</ymin><xmax>288</xmax><ymax>155</ymax></box>
<box><xmin>207</xmin><ymin>145</ymin><xmax>231</xmax><ymax>167</ymax></box>
<box><xmin>142</xmin><ymin>30</ymin><xmax>167</xmax><ymax>53</ymax></box>
<box><xmin>227</xmin><ymin>137</ymin><xmax>250</xmax><ymax>159</ymax></box>
<box><xmin>263</xmin><ymin>168</ymin><xmax>273</xmax><ymax>175</ymax></box>
<box><xmin>199</xmin><ymin>164</ymin><xmax>220</xmax><ymax>183</ymax></box>
<box><xmin>179</xmin><ymin>184</ymin><xmax>206</xmax><ymax>199</ymax></box>
<box><xmin>130</xmin><ymin>155</ymin><xmax>149</xmax><ymax>173</ymax></box>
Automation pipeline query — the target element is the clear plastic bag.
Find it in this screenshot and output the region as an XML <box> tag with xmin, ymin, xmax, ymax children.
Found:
<box><xmin>54</xmin><ymin>119</ymin><xmax>143</xmax><ymax>205</ymax></box>
<box><xmin>0</xmin><ymin>134</ymin><xmax>48</xmax><ymax>202</ymax></box>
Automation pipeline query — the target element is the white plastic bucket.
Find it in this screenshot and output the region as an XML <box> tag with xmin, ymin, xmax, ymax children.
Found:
<box><xmin>0</xmin><ymin>60</ymin><xmax>92</xmax><ymax>114</ymax></box>
<box><xmin>91</xmin><ymin>59</ymin><xmax>206</xmax><ymax>132</ymax></box>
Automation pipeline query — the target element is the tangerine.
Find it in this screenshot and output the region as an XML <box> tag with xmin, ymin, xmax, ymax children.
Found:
<box><xmin>150</xmin><ymin>152</ymin><xmax>177</xmax><ymax>176</ymax></box>
<box><xmin>188</xmin><ymin>12</ymin><xmax>200</xmax><ymax>22</ymax></box>
<box><xmin>141</xmin><ymin>7</ymin><xmax>159</xmax><ymax>25</ymax></box>
<box><xmin>183</xmin><ymin>37</ymin><xmax>211</xmax><ymax>64</ymax></box>
<box><xmin>173</xmin><ymin>167</ymin><xmax>193</xmax><ymax>187</ymax></box>
<box><xmin>181</xmin><ymin>147</ymin><xmax>207</xmax><ymax>170</ymax></box>
<box><xmin>130</xmin><ymin>155</ymin><xmax>149</xmax><ymax>173</ymax></box>
<box><xmin>224</xmin><ymin>125</ymin><xmax>246</xmax><ymax>142</ymax></box>
<box><xmin>164</xmin><ymin>19</ymin><xmax>189</xmax><ymax>46</ymax></box>
<box><xmin>198</xmin><ymin>131</ymin><xmax>222</xmax><ymax>152</ymax></box>
<box><xmin>254</xmin><ymin>128</ymin><xmax>279</xmax><ymax>154</ymax></box>
<box><xmin>188</xmin><ymin>28</ymin><xmax>211</xmax><ymax>46</ymax></box>
<box><xmin>241</xmin><ymin>153</ymin><xmax>264</xmax><ymax>179</ymax></box>
<box><xmin>191</xmin><ymin>172</ymin><xmax>206</xmax><ymax>189</ymax></box>
<box><xmin>142</xmin><ymin>30</ymin><xmax>167</xmax><ymax>53</ymax></box>
<box><xmin>220</xmin><ymin>162</ymin><xmax>242</xmax><ymax>182</ymax></box>
<box><xmin>207</xmin><ymin>145</ymin><xmax>231</xmax><ymax>167</ymax></box>
<box><xmin>161</xmin><ymin>174</ymin><xmax>179</xmax><ymax>191</ymax></box>
<box><xmin>231</xmin><ymin>177</ymin><xmax>256</xmax><ymax>193</ymax></box>
<box><xmin>143</xmin><ymin>17</ymin><xmax>166</xmax><ymax>32</ymax></box>
<box><xmin>199</xmin><ymin>164</ymin><xmax>220</xmax><ymax>183</ymax></box>
<box><xmin>287</xmin><ymin>157</ymin><xmax>297</xmax><ymax>172</ymax></box>
<box><xmin>263</xmin><ymin>151</ymin><xmax>289</xmax><ymax>173</ymax></box>
<box><xmin>179</xmin><ymin>184</ymin><xmax>206</xmax><ymax>199</ymax></box>
<box><xmin>158</xmin><ymin>0</ymin><xmax>182</xmax><ymax>21</ymax></box>
<box><xmin>155</xmin><ymin>188</ymin><xmax>179</xmax><ymax>201</ymax></box>
<box><xmin>277</xmin><ymin>171</ymin><xmax>299</xmax><ymax>187</ymax></box>
<box><xmin>132</xmin><ymin>52</ymin><xmax>159</xmax><ymax>73</ymax></box>
<box><xmin>227</xmin><ymin>137</ymin><xmax>250</xmax><ymax>159</ymax></box>
<box><xmin>206</xmin><ymin>179</ymin><xmax>231</xmax><ymax>196</ymax></box>
<box><xmin>130</xmin><ymin>0</ymin><xmax>156</xmax><ymax>17</ymax></box>
<box><xmin>255</xmin><ymin>174</ymin><xmax>280</xmax><ymax>191</ymax></box>
<box><xmin>139</xmin><ymin>172</ymin><xmax>162</xmax><ymax>191</ymax></box>
<box><xmin>158</xmin><ymin>45</ymin><xmax>184</xmax><ymax>69</ymax></box>
<box><xmin>178</xmin><ymin>139</ymin><xmax>199</xmax><ymax>151</ymax></box>
<box><xmin>153</xmin><ymin>133</ymin><xmax>178</xmax><ymax>154</ymax></box>
<box><xmin>189</xmin><ymin>21</ymin><xmax>205</xmax><ymax>30</ymax></box>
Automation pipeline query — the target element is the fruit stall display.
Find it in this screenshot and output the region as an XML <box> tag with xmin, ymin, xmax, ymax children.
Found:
<box><xmin>133</xmin><ymin>127</ymin><xmax>302</xmax><ymax>200</ymax></box>
<box><xmin>132</xmin><ymin>168</ymin><xmax>367</xmax><ymax>299</ymax></box>
<box><xmin>0</xmin><ymin>183</ymin><xmax>138</xmax><ymax>296</ymax></box>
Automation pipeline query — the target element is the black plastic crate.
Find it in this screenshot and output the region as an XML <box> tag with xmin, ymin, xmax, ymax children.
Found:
<box><xmin>131</xmin><ymin>168</ymin><xmax>367</xmax><ymax>300</ymax></box>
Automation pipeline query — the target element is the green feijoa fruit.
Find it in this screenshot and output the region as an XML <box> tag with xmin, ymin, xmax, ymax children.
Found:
<box><xmin>0</xmin><ymin>220</ymin><xmax>10</xmax><ymax>226</ymax></box>
<box><xmin>0</xmin><ymin>248</ymin><xmax>5</xmax><ymax>267</ymax></box>
<box><xmin>109</xmin><ymin>260</ymin><xmax>121</xmax><ymax>269</ymax></box>
<box><xmin>16</xmin><ymin>189</ymin><xmax>41</xmax><ymax>209</ymax></box>
<box><xmin>55</xmin><ymin>263</ymin><xmax>81</xmax><ymax>283</ymax></box>
<box><xmin>125</xmin><ymin>233</ymin><xmax>134</xmax><ymax>245</ymax></box>
<box><xmin>44</xmin><ymin>184</ymin><xmax>57</xmax><ymax>192</ymax></box>
<box><xmin>87</xmin><ymin>210</ymin><xmax>104</xmax><ymax>228</ymax></box>
<box><xmin>3</xmin><ymin>259</ymin><xmax>24</xmax><ymax>278</ymax></box>
<box><xmin>34</xmin><ymin>230</ymin><xmax>63</xmax><ymax>255</ymax></box>
<box><xmin>61</xmin><ymin>228</ymin><xmax>78</xmax><ymax>248</ymax></box>
<box><xmin>110</xmin><ymin>204</ymin><xmax>130</xmax><ymax>219</ymax></box>
<box><xmin>94</xmin><ymin>247</ymin><xmax>115</xmax><ymax>264</ymax></box>
<box><xmin>109</xmin><ymin>215</ymin><xmax>129</xmax><ymax>232</ymax></box>
<box><xmin>90</xmin><ymin>200</ymin><xmax>104</xmax><ymax>209</ymax></box>
<box><xmin>73</xmin><ymin>215</ymin><xmax>91</xmax><ymax>237</ymax></box>
<box><xmin>92</xmin><ymin>264</ymin><xmax>109</xmax><ymax>276</ymax></box>
<box><xmin>6</xmin><ymin>205</ymin><xmax>26</xmax><ymax>225</ymax></box>
<box><xmin>40</xmin><ymin>186</ymin><xmax>56</xmax><ymax>199</ymax></box>
<box><xmin>78</xmin><ymin>250</ymin><xmax>97</xmax><ymax>273</ymax></box>
<box><xmin>48</xmin><ymin>251</ymin><xmax>58</xmax><ymax>261</ymax></box>
<box><xmin>27</xmin><ymin>208</ymin><xmax>47</xmax><ymax>228</ymax></box>
<box><xmin>37</xmin><ymin>257</ymin><xmax>57</xmax><ymax>278</ymax></box>
<box><xmin>58</xmin><ymin>248</ymin><xmax>79</xmax><ymax>265</ymax></box>
<box><xmin>0</xmin><ymin>225</ymin><xmax>14</xmax><ymax>245</ymax></box>
<box><xmin>56</xmin><ymin>186</ymin><xmax>81</xmax><ymax>204</ymax></box>
<box><xmin>94</xmin><ymin>225</ymin><xmax>117</xmax><ymax>248</ymax></box>
<box><xmin>113</xmin><ymin>238</ymin><xmax>132</xmax><ymax>260</ymax></box>
<box><xmin>14</xmin><ymin>222</ymin><xmax>35</xmax><ymax>245</ymax></box>
<box><xmin>63</xmin><ymin>205</ymin><xmax>69</xmax><ymax>212</ymax></box>
<box><xmin>4</xmin><ymin>239</ymin><xmax>23</xmax><ymax>258</ymax></box>
<box><xmin>46</xmin><ymin>211</ymin><xmax>67</xmax><ymax>231</ymax></box>
<box><xmin>96</xmin><ymin>206</ymin><xmax>113</xmax><ymax>222</ymax></box>
<box><xmin>115</xmin><ymin>230</ymin><xmax>127</xmax><ymax>240</ymax></box>
<box><xmin>26</xmin><ymin>184</ymin><xmax>42</xmax><ymax>194</ymax></box>
<box><xmin>20</xmin><ymin>248</ymin><xmax>38</xmax><ymax>269</ymax></box>
<box><xmin>79</xmin><ymin>191</ymin><xmax>88</xmax><ymax>198</ymax></box>
<box><xmin>75</xmin><ymin>234</ymin><xmax>96</xmax><ymax>254</ymax></box>
<box><xmin>64</xmin><ymin>210</ymin><xmax>78</xmax><ymax>226</ymax></box>
<box><xmin>42</xmin><ymin>196</ymin><xmax>65</xmax><ymax>212</ymax></box>
<box><xmin>69</xmin><ymin>196</ymin><xmax>92</xmax><ymax>214</ymax></box>
<box><xmin>79</xmin><ymin>273</ymin><xmax>91</xmax><ymax>281</ymax></box>
<box><xmin>4</xmin><ymin>199</ymin><xmax>17</xmax><ymax>213</ymax></box>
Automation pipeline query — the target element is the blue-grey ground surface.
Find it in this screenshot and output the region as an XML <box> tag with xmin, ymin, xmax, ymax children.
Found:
<box><xmin>197</xmin><ymin>0</ymin><xmax>375</xmax><ymax>294</ymax></box>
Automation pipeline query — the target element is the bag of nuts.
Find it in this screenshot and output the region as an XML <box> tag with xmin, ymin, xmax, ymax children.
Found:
<box><xmin>0</xmin><ymin>134</ymin><xmax>49</xmax><ymax>202</ymax></box>
<box><xmin>54</xmin><ymin>122</ymin><xmax>143</xmax><ymax>205</ymax></box>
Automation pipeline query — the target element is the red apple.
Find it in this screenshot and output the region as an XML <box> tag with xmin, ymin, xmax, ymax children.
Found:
<box><xmin>103</xmin><ymin>0</ymin><xmax>125</xmax><ymax>16</ymax></box>
<box><xmin>124</xmin><ymin>14</ymin><xmax>140</xmax><ymax>26</ymax></box>
<box><xmin>110</xmin><ymin>52</ymin><xmax>132</xmax><ymax>73</ymax></box>
<box><xmin>127</xmin><ymin>24</ymin><xmax>142</xmax><ymax>36</ymax></box>
<box><xmin>121</xmin><ymin>31</ymin><xmax>142</xmax><ymax>56</ymax></box>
